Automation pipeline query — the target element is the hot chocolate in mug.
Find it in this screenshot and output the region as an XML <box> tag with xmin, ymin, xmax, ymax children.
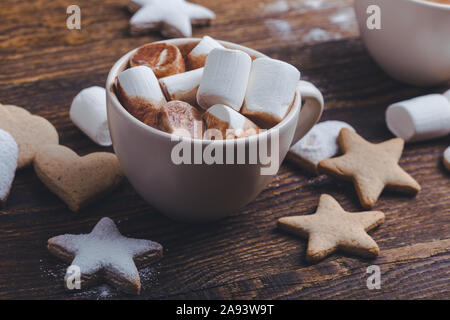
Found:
<box><xmin>106</xmin><ymin>38</ymin><xmax>324</xmax><ymax>222</ymax></box>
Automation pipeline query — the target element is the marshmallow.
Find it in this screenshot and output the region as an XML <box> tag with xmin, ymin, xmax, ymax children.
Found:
<box><xmin>158</xmin><ymin>101</ymin><xmax>203</xmax><ymax>139</ymax></box>
<box><xmin>288</xmin><ymin>121</ymin><xmax>355</xmax><ymax>173</ymax></box>
<box><xmin>186</xmin><ymin>36</ymin><xmax>224</xmax><ymax>70</ymax></box>
<box><xmin>70</xmin><ymin>86</ymin><xmax>111</xmax><ymax>147</ymax></box>
<box><xmin>130</xmin><ymin>43</ymin><xmax>185</xmax><ymax>78</ymax></box>
<box><xmin>0</xmin><ymin>129</ymin><xmax>18</xmax><ymax>207</ymax></box>
<box><xmin>116</xmin><ymin>66</ymin><xmax>166</xmax><ymax>124</ymax></box>
<box><xmin>386</xmin><ymin>94</ymin><xmax>450</xmax><ymax>142</ymax></box>
<box><xmin>444</xmin><ymin>146</ymin><xmax>450</xmax><ymax>172</ymax></box>
<box><xmin>159</xmin><ymin>68</ymin><xmax>203</xmax><ymax>106</ymax></box>
<box><xmin>197</xmin><ymin>48</ymin><xmax>252</xmax><ymax>111</ymax></box>
<box><xmin>242</xmin><ymin>57</ymin><xmax>300</xmax><ymax>128</ymax></box>
<box><xmin>203</xmin><ymin>104</ymin><xmax>259</xmax><ymax>140</ymax></box>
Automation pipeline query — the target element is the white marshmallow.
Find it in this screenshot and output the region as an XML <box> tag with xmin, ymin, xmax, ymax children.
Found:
<box><xmin>242</xmin><ymin>57</ymin><xmax>300</xmax><ymax>127</ymax></box>
<box><xmin>443</xmin><ymin>146</ymin><xmax>450</xmax><ymax>172</ymax></box>
<box><xmin>386</xmin><ymin>94</ymin><xmax>450</xmax><ymax>142</ymax></box>
<box><xmin>159</xmin><ymin>68</ymin><xmax>203</xmax><ymax>106</ymax></box>
<box><xmin>203</xmin><ymin>104</ymin><xmax>259</xmax><ymax>139</ymax></box>
<box><xmin>70</xmin><ymin>86</ymin><xmax>111</xmax><ymax>146</ymax></box>
<box><xmin>0</xmin><ymin>129</ymin><xmax>18</xmax><ymax>206</ymax></box>
<box><xmin>117</xmin><ymin>66</ymin><xmax>165</xmax><ymax>106</ymax></box>
<box><xmin>116</xmin><ymin>66</ymin><xmax>166</xmax><ymax>123</ymax></box>
<box><xmin>187</xmin><ymin>36</ymin><xmax>224</xmax><ymax>69</ymax></box>
<box><xmin>443</xmin><ymin>89</ymin><xmax>450</xmax><ymax>102</ymax></box>
<box><xmin>288</xmin><ymin>121</ymin><xmax>355</xmax><ymax>173</ymax></box>
<box><xmin>197</xmin><ymin>48</ymin><xmax>252</xmax><ymax>111</ymax></box>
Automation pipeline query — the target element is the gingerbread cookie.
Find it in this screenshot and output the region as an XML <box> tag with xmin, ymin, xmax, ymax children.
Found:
<box><xmin>48</xmin><ymin>217</ymin><xmax>163</xmax><ymax>295</ymax></box>
<box><xmin>318</xmin><ymin>128</ymin><xmax>421</xmax><ymax>208</ymax></box>
<box><xmin>34</xmin><ymin>145</ymin><xmax>124</xmax><ymax>212</ymax></box>
<box><xmin>0</xmin><ymin>129</ymin><xmax>18</xmax><ymax>207</ymax></box>
<box><xmin>278</xmin><ymin>194</ymin><xmax>385</xmax><ymax>262</ymax></box>
<box><xmin>0</xmin><ymin>104</ymin><xmax>59</xmax><ymax>168</ymax></box>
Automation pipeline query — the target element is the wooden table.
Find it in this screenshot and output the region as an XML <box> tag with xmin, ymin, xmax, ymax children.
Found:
<box><xmin>0</xmin><ymin>0</ymin><xmax>449</xmax><ymax>300</ymax></box>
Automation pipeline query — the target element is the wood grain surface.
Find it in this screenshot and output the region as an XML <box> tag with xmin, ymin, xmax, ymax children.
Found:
<box><xmin>0</xmin><ymin>0</ymin><xmax>449</xmax><ymax>300</ymax></box>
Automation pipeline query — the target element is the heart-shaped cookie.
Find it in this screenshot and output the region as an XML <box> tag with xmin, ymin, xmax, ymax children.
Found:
<box><xmin>0</xmin><ymin>129</ymin><xmax>18</xmax><ymax>207</ymax></box>
<box><xmin>34</xmin><ymin>145</ymin><xmax>124</xmax><ymax>212</ymax></box>
<box><xmin>0</xmin><ymin>104</ymin><xmax>59</xmax><ymax>168</ymax></box>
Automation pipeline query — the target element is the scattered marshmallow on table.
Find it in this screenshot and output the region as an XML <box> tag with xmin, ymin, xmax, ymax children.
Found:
<box><xmin>130</xmin><ymin>43</ymin><xmax>185</xmax><ymax>78</ymax></box>
<box><xmin>203</xmin><ymin>104</ymin><xmax>259</xmax><ymax>140</ymax></box>
<box><xmin>70</xmin><ymin>86</ymin><xmax>111</xmax><ymax>147</ymax></box>
<box><xmin>128</xmin><ymin>0</ymin><xmax>215</xmax><ymax>38</ymax></box>
<box><xmin>0</xmin><ymin>129</ymin><xmax>18</xmax><ymax>207</ymax></box>
<box><xmin>116</xmin><ymin>66</ymin><xmax>167</xmax><ymax>124</ymax></box>
<box><xmin>242</xmin><ymin>57</ymin><xmax>300</xmax><ymax>128</ymax></box>
<box><xmin>197</xmin><ymin>48</ymin><xmax>252</xmax><ymax>111</ymax></box>
<box><xmin>444</xmin><ymin>146</ymin><xmax>450</xmax><ymax>172</ymax></box>
<box><xmin>288</xmin><ymin>121</ymin><xmax>355</xmax><ymax>173</ymax></box>
<box><xmin>386</xmin><ymin>94</ymin><xmax>450</xmax><ymax>142</ymax></box>
<box><xmin>186</xmin><ymin>36</ymin><xmax>224</xmax><ymax>70</ymax></box>
<box><xmin>159</xmin><ymin>68</ymin><xmax>203</xmax><ymax>107</ymax></box>
<box><xmin>159</xmin><ymin>101</ymin><xmax>203</xmax><ymax>139</ymax></box>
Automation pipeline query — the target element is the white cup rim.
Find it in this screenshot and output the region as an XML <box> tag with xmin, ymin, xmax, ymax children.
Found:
<box><xmin>406</xmin><ymin>0</ymin><xmax>450</xmax><ymax>10</ymax></box>
<box><xmin>106</xmin><ymin>38</ymin><xmax>302</xmax><ymax>146</ymax></box>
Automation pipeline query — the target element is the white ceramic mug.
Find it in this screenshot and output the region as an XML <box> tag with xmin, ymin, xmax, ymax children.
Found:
<box><xmin>354</xmin><ymin>0</ymin><xmax>450</xmax><ymax>86</ymax></box>
<box><xmin>106</xmin><ymin>38</ymin><xmax>324</xmax><ymax>222</ymax></box>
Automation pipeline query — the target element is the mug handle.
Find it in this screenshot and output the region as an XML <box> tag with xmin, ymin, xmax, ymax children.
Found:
<box><xmin>290</xmin><ymin>80</ymin><xmax>324</xmax><ymax>147</ymax></box>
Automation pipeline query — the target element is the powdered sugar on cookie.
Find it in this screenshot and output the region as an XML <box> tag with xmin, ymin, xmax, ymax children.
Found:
<box><xmin>289</xmin><ymin>121</ymin><xmax>354</xmax><ymax>173</ymax></box>
<box><xmin>47</xmin><ymin>217</ymin><xmax>163</xmax><ymax>294</ymax></box>
<box><xmin>128</xmin><ymin>0</ymin><xmax>215</xmax><ymax>38</ymax></box>
<box><xmin>0</xmin><ymin>129</ymin><xmax>18</xmax><ymax>207</ymax></box>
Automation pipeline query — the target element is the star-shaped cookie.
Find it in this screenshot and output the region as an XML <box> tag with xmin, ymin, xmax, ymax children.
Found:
<box><xmin>318</xmin><ymin>128</ymin><xmax>421</xmax><ymax>208</ymax></box>
<box><xmin>278</xmin><ymin>194</ymin><xmax>385</xmax><ymax>262</ymax></box>
<box><xmin>48</xmin><ymin>217</ymin><xmax>163</xmax><ymax>295</ymax></box>
<box><xmin>128</xmin><ymin>0</ymin><xmax>216</xmax><ymax>37</ymax></box>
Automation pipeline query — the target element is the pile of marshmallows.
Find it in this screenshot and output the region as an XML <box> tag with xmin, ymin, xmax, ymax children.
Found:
<box><xmin>113</xmin><ymin>36</ymin><xmax>300</xmax><ymax>140</ymax></box>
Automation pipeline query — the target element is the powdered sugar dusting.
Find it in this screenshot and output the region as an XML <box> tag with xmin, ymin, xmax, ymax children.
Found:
<box><xmin>40</xmin><ymin>259</ymin><xmax>66</xmax><ymax>279</ymax></box>
<box><xmin>0</xmin><ymin>129</ymin><xmax>18</xmax><ymax>203</ymax></box>
<box><xmin>302</xmin><ymin>28</ymin><xmax>342</xmax><ymax>43</ymax></box>
<box><xmin>262</xmin><ymin>0</ymin><xmax>346</xmax><ymax>14</ymax></box>
<box><xmin>71</xmin><ymin>284</ymin><xmax>118</xmax><ymax>300</ymax></box>
<box><xmin>265</xmin><ymin>19</ymin><xmax>292</xmax><ymax>40</ymax></box>
<box><xmin>329</xmin><ymin>7</ymin><xmax>356</xmax><ymax>30</ymax></box>
<box><xmin>303</xmin><ymin>0</ymin><xmax>326</xmax><ymax>10</ymax></box>
<box><xmin>290</xmin><ymin>121</ymin><xmax>355</xmax><ymax>166</ymax></box>
<box><xmin>264</xmin><ymin>0</ymin><xmax>290</xmax><ymax>13</ymax></box>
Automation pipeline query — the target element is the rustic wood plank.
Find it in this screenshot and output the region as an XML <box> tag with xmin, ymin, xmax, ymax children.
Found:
<box><xmin>0</xmin><ymin>0</ymin><xmax>448</xmax><ymax>299</ymax></box>
<box><xmin>166</xmin><ymin>239</ymin><xmax>450</xmax><ymax>299</ymax></box>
